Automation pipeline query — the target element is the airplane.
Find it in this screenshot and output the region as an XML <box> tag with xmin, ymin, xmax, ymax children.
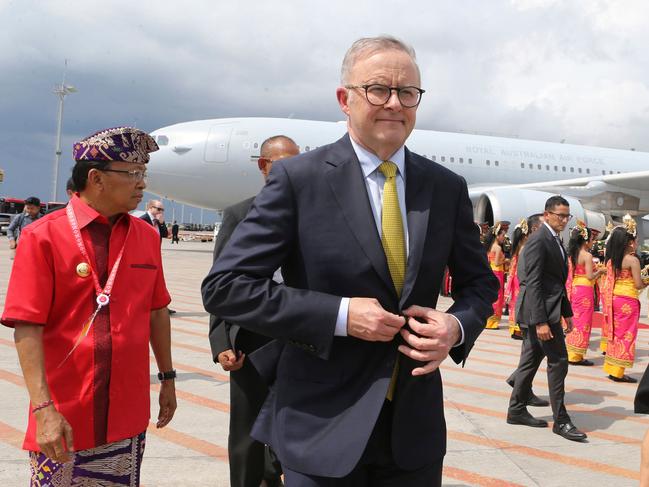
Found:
<box><xmin>146</xmin><ymin>117</ymin><xmax>649</xmax><ymax>241</ymax></box>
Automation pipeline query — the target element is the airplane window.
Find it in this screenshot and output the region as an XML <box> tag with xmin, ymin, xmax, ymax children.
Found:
<box><xmin>432</xmin><ymin>156</ymin><xmax>436</xmax><ymax>161</ymax></box>
<box><xmin>486</xmin><ymin>160</ymin><xmax>491</xmax><ymax>166</ymax></box>
<box><xmin>546</xmin><ymin>165</ymin><xmax>550</xmax><ymax>171</ymax></box>
<box><xmin>587</xmin><ymin>169</ymin><xmax>590</xmax><ymax>174</ymax></box>
<box><xmin>529</xmin><ymin>163</ymin><xmax>533</xmax><ymax>169</ymax></box>
<box><xmin>520</xmin><ymin>163</ymin><xmax>524</xmax><ymax>169</ymax></box>
<box><xmin>157</xmin><ymin>135</ymin><xmax>169</xmax><ymax>146</ymax></box>
<box><xmin>562</xmin><ymin>167</ymin><xmax>566</xmax><ymax>172</ymax></box>
<box><xmin>570</xmin><ymin>167</ymin><xmax>574</xmax><ymax>173</ymax></box>
<box><xmin>554</xmin><ymin>166</ymin><xmax>558</xmax><ymax>171</ymax></box>
<box><xmin>450</xmin><ymin>157</ymin><xmax>455</xmax><ymax>163</ymax></box>
<box><xmin>537</xmin><ymin>164</ymin><xmax>541</xmax><ymax>170</ymax></box>
<box><xmin>578</xmin><ymin>168</ymin><xmax>582</xmax><ymax>174</ymax></box>
<box><xmin>459</xmin><ymin>158</ymin><xmax>464</xmax><ymax>164</ymax></box>
<box><xmin>441</xmin><ymin>156</ymin><xmax>446</xmax><ymax>162</ymax></box>
<box><xmin>495</xmin><ymin>161</ymin><xmax>499</xmax><ymax>166</ymax></box>
<box><xmin>602</xmin><ymin>170</ymin><xmax>606</xmax><ymax>175</ymax></box>
<box><xmin>305</xmin><ymin>146</ymin><xmax>310</xmax><ymax>151</ymax></box>
<box><xmin>253</xmin><ymin>142</ymin><xmax>259</xmax><ymax>149</ymax></box>
<box><xmin>468</xmin><ymin>158</ymin><xmax>472</xmax><ymax>164</ymax></box>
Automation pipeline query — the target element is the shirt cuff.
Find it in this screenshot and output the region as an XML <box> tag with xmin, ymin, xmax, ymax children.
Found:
<box><xmin>334</xmin><ymin>297</ymin><xmax>350</xmax><ymax>337</ymax></box>
<box><xmin>450</xmin><ymin>314</ymin><xmax>465</xmax><ymax>347</ymax></box>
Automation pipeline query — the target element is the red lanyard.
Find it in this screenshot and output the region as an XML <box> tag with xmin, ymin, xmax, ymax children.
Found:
<box><xmin>60</xmin><ymin>204</ymin><xmax>126</xmax><ymax>366</ymax></box>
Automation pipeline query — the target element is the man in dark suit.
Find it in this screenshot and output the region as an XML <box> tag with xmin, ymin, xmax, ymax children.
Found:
<box><xmin>507</xmin><ymin>196</ymin><xmax>587</xmax><ymax>442</ymax></box>
<box><xmin>202</xmin><ymin>36</ymin><xmax>498</xmax><ymax>485</ymax></box>
<box><xmin>505</xmin><ymin>213</ymin><xmax>549</xmax><ymax>408</ymax></box>
<box><xmin>140</xmin><ymin>199</ymin><xmax>169</xmax><ymax>241</ymax></box>
<box><xmin>209</xmin><ymin>135</ymin><xmax>299</xmax><ymax>487</ymax></box>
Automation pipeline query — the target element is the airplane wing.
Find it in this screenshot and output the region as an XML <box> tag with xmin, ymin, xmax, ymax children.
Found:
<box><xmin>469</xmin><ymin>170</ymin><xmax>649</xmax><ymax>216</ymax></box>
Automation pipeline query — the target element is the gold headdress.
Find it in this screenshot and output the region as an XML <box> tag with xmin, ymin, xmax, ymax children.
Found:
<box><xmin>492</xmin><ymin>222</ymin><xmax>502</xmax><ymax>236</ymax></box>
<box><xmin>574</xmin><ymin>219</ymin><xmax>588</xmax><ymax>240</ymax></box>
<box><xmin>515</xmin><ymin>218</ymin><xmax>528</xmax><ymax>235</ymax></box>
<box><xmin>623</xmin><ymin>214</ymin><xmax>637</xmax><ymax>237</ymax></box>
<box><xmin>605</xmin><ymin>221</ymin><xmax>614</xmax><ymax>234</ymax></box>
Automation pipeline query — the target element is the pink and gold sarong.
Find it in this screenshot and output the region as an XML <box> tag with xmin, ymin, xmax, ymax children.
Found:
<box><xmin>565</xmin><ymin>262</ymin><xmax>595</xmax><ymax>362</ymax></box>
<box><xmin>486</xmin><ymin>251</ymin><xmax>504</xmax><ymax>329</ymax></box>
<box><xmin>603</xmin><ymin>266</ymin><xmax>640</xmax><ymax>378</ymax></box>
<box><xmin>505</xmin><ymin>254</ymin><xmax>521</xmax><ymax>337</ymax></box>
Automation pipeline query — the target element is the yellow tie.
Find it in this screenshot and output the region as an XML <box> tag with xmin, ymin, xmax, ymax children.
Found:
<box><xmin>378</xmin><ymin>161</ymin><xmax>406</xmax><ymax>400</ymax></box>
<box><xmin>378</xmin><ymin>161</ymin><xmax>406</xmax><ymax>296</ymax></box>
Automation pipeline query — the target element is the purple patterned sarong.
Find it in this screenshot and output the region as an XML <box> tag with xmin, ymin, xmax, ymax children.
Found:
<box><xmin>29</xmin><ymin>431</ymin><xmax>145</xmax><ymax>486</ymax></box>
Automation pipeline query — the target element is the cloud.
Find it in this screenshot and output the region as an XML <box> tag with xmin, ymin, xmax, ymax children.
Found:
<box><xmin>1</xmin><ymin>0</ymin><xmax>649</xmax><ymax>206</ymax></box>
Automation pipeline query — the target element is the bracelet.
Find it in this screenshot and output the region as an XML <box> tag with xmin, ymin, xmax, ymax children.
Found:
<box><xmin>32</xmin><ymin>399</ymin><xmax>54</xmax><ymax>414</ymax></box>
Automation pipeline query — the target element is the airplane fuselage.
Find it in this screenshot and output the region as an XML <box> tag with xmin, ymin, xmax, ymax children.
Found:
<box><xmin>148</xmin><ymin>117</ymin><xmax>649</xmax><ymax>212</ymax></box>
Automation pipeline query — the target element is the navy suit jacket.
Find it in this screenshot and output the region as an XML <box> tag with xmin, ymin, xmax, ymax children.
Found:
<box><xmin>515</xmin><ymin>224</ymin><xmax>573</xmax><ymax>327</ymax></box>
<box><xmin>139</xmin><ymin>212</ymin><xmax>168</xmax><ymax>240</ymax></box>
<box><xmin>202</xmin><ymin>134</ymin><xmax>497</xmax><ymax>477</ymax></box>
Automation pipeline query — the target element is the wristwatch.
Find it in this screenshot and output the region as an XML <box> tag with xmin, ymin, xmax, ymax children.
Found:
<box><xmin>157</xmin><ymin>369</ymin><xmax>177</xmax><ymax>381</ymax></box>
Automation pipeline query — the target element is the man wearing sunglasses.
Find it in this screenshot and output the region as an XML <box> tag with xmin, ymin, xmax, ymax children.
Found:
<box><xmin>209</xmin><ymin>135</ymin><xmax>299</xmax><ymax>487</ymax></box>
<box><xmin>140</xmin><ymin>199</ymin><xmax>168</xmax><ymax>241</ymax></box>
<box><xmin>203</xmin><ymin>36</ymin><xmax>497</xmax><ymax>485</ymax></box>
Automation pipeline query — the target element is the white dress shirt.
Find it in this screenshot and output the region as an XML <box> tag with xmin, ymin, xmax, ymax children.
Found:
<box><xmin>333</xmin><ymin>138</ymin><xmax>464</xmax><ymax>345</ymax></box>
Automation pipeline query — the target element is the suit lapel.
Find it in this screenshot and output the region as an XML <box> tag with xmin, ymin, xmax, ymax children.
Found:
<box><xmin>400</xmin><ymin>150</ymin><xmax>431</xmax><ymax>306</ymax></box>
<box><xmin>325</xmin><ymin>136</ymin><xmax>395</xmax><ymax>294</ymax></box>
<box><xmin>543</xmin><ymin>225</ymin><xmax>567</xmax><ymax>278</ymax></box>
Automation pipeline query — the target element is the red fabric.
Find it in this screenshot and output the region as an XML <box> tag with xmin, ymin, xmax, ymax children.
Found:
<box><xmin>2</xmin><ymin>196</ymin><xmax>171</xmax><ymax>451</ymax></box>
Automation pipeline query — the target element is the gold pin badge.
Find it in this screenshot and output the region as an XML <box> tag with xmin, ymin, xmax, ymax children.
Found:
<box><xmin>76</xmin><ymin>263</ymin><xmax>91</xmax><ymax>278</ymax></box>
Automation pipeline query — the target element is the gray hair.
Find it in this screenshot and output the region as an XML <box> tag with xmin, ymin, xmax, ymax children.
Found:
<box><xmin>340</xmin><ymin>35</ymin><xmax>420</xmax><ymax>84</ymax></box>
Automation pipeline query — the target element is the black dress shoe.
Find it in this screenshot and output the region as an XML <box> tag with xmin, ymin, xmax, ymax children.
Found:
<box><xmin>511</xmin><ymin>333</ymin><xmax>523</xmax><ymax>341</ymax></box>
<box><xmin>527</xmin><ymin>393</ymin><xmax>550</xmax><ymax>407</ymax></box>
<box><xmin>168</xmin><ymin>308</ymin><xmax>177</xmax><ymax>315</ymax></box>
<box><xmin>507</xmin><ymin>410</ymin><xmax>548</xmax><ymax>428</ymax></box>
<box><xmin>505</xmin><ymin>379</ymin><xmax>549</xmax><ymax>407</ymax></box>
<box><xmin>569</xmin><ymin>359</ymin><xmax>594</xmax><ymax>366</ymax></box>
<box><xmin>553</xmin><ymin>422</ymin><xmax>587</xmax><ymax>441</ymax></box>
<box><xmin>608</xmin><ymin>374</ymin><xmax>638</xmax><ymax>383</ymax></box>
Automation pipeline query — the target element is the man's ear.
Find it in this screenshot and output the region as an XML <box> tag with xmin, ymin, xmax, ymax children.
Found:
<box><xmin>336</xmin><ymin>87</ymin><xmax>351</xmax><ymax>117</ymax></box>
<box><xmin>87</xmin><ymin>168</ymin><xmax>103</xmax><ymax>188</ymax></box>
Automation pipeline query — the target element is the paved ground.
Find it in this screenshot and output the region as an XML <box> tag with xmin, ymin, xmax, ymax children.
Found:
<box><xmin>0</xmin><ymin>238</ymin><xmax>648</xmax><ymax>486</ymax></box>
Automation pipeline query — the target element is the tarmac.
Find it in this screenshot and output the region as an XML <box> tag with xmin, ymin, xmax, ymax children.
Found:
<box><xmin>0</xmin><ymin>238</ymin><xmax>648</xmax><ymax>486</ymax></box>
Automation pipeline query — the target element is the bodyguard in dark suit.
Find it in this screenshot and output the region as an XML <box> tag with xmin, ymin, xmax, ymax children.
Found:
<box><xmin>202</xmin><ymin>36</ymin><xmax>497</xmax><ymax>485</ymax></box>
<box><xmin>208</xmin><ymin>136</ymin><xmax>299</xmax><ymax>487</ymax></box>
<box><xmin>140</xmin><ymin>199</ymin><xmax>168</xmax><ymax>241</ymax></box>
<box><xmin>507</xmin><ymin>195</ymin><xmax>587</xmax><ymax>442</ymax></box>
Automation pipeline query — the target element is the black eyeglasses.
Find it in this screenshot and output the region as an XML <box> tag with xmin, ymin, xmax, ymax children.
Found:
<box><xmin>548</xmin><ymin>211</ymin><xmax>573</xmax><ymax>221</ymax></box>
<box><xmin>99</xmin><ymin>168</ymin><xmax>147</xmax><ymax>182</ymax></box>
<box><xmin>153</xmin><ymin>207</ymin><xmax>164</xmax><ymax>211</ymax></box>
<box><xmin>345</xmin><ymin>84</ymin><xmax>425</xmax><ymax>108</ymax></box>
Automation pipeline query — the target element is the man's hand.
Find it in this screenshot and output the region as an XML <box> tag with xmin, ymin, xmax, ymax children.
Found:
<box><xmin>347</xmin><ymin>298</ymin><xmax>405</xmax><ymax>342</ymax></box>
<box><xmin>156</xmin><ymin>380</ymin><xmax>177</xmax><ymax>428</ymax></box>
<box><xmin>398</xmin><ymin>305</ymin><xmax>461</xmax><ymax>376</ymax></box>
<box><xmin>563</xmin><ymin>317</ymin><xmax>574</xmax><ymax>334</ymax></box>
<box><xmin>8</xmin><ymin>240</ymin><xmax>16</xmax><ymax>250</ymax></box>
<box><xmin>217</xmin><ymin>349</ymin><xmax>245</xmax><ymax>371</ymax></box>
<box><xmin>536</xmin><ymin>323</ymin><xmax>553</xmax><ymax>341</ymax></box>
<box><xmin>35</xmin><ymin>406</ymin><xmax>74</xmax><ymax>463</ymax></box>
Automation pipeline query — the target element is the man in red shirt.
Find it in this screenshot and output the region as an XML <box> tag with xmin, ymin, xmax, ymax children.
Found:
<box><xmin>2</xmin><ymin>127</ymin><xmax>176</xmax><ymax>486</ymax></box>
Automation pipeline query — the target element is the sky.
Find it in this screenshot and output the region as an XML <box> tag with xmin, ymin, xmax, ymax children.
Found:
<box><xmin>2</xmin><ymin>0</ymin><xmax>649</xmax><ymax>222</ymax></box>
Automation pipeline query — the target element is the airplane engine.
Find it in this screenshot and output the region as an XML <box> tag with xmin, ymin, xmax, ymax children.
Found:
<box><xmin>474</xmin><ymin>188</ymin><xmax>606</xmax><ymax>236</ymax></box>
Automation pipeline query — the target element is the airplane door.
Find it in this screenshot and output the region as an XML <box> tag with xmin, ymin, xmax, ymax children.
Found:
<box><xmin>204</xmin><ymin>125</ymin><xmax>232</xmax><ymax>163</ymax></box>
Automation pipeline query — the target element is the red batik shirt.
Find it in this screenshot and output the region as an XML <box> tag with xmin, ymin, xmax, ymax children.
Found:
<box><xmin>2</xmin><ymin>196</ymin><xmax>171</xmax><ymax>451</ymax></box>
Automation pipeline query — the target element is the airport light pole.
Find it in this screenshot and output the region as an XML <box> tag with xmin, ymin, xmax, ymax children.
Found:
<box><xmin>52</xmin><ymin>60</ymin><xmax>77</xmax><ymax>201</ymax></box>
